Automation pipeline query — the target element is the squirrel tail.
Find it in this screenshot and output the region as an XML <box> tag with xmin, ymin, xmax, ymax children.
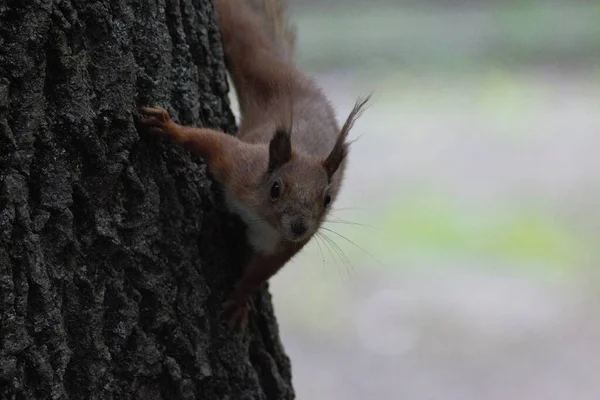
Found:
<box><xmin>216</xmin><ymin>0</ymin><xmax>301</xmax><ymax>116</ymax></box>
<box><xmin>251</xmin><ymin>0</ymin><xmax>296</xmax><ymax>61</ymax></box>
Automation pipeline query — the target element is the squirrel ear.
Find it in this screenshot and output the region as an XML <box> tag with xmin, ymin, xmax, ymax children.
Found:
<box><xmin>322</xmin><ymin>139</ymin><xmax>349</xmax><ymax>179</ymax></box>
<box><xmin>322</xmin><ymin>96</ymin><xmax>370</xmax><ymax>179</ymax></box>
<box><xmin>268</xmin><ymin>129</ymin><xmax>292</xmax><ymax>173</ymax></box>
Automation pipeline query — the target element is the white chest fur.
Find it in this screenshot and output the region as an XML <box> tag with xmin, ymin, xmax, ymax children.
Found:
<box><xmin>224</xmin><ymin>189</ymin><xmax>280</xmax><ymax>255</ymax></box>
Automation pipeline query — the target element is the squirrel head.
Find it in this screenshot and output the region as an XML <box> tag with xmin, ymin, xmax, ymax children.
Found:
<box><xmin>254</xmin><ymin>97</ymin><xmax>368</xmax><ymax>244</ymax></box>
<box><xmin>253</xmin><ymin>129</ymin><xmax>336</xmax><ymax>244</ymax></box>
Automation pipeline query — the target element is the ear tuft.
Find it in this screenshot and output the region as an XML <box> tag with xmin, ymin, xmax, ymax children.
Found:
<box><xmin>322</xmin><ymin>95</ymin><xmax>370</xmax><ymax>179</ymax></box>
<box><xmin>268</xmin><ymin>129</ymin><xmax>292</xmax><ymax>173</ymax></box>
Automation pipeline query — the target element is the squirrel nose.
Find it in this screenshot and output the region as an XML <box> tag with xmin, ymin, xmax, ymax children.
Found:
<box><xmin>290</xmin><ymin>219</ymin><xmax>308</xmax><ymax>236</ymax></box>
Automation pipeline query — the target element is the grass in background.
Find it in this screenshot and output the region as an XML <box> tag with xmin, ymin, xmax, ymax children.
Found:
<box><xmin>365</xmin><ymin>194</ymin><xmax>591</xmax><ymax>271</ymax></box>
<box><xmin>310</xmin><ymin>191</ymin><xmax>594</xmax><ymax>278</ymax></box>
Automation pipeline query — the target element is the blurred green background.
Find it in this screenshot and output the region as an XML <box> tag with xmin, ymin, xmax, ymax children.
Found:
<box><xmin>233</xmin><ymin>1</ymin><xmax>600</xmax><ymax>398</ymax></box>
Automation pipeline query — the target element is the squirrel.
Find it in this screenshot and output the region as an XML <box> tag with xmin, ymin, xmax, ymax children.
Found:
<box><xmin>138</xmin><ymin>0</ymin><xmax>369</xmax><ymax>328</ymax></box>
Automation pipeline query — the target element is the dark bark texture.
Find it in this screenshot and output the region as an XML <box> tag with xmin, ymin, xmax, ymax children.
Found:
<box><xmin>0</xmin><ymin>1</ymin><xmax>294</xmax><ymax>399</ymax></box>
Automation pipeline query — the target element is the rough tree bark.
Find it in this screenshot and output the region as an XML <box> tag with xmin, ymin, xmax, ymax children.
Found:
<box><xmin>0</xmin><ymin>1</ymin><xmax>294</xmax><ymax>399</ymax></box>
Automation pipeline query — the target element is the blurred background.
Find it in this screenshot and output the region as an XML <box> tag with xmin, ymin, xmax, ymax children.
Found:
<box><xmin>236</xmin><ymin>0</ymin><xmax>600</xmax><ymax>398</ymax></box>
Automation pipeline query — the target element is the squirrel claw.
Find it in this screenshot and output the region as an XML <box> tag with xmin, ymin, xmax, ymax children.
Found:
<box><xmin>139</xmin><ymin>106</ymin><xmax>171</xmax><ymax>122</ymax></box>
<box><xmin>222</xmin><ymin>298</ymin><xmax>250</xmax><ymax>329</ymax></box>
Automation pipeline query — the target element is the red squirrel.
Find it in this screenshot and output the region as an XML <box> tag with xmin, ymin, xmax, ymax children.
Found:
<box><xmin>138</xmin><ymin>0</ymin><xmax>368</xmax><ymax>328</ymax></box>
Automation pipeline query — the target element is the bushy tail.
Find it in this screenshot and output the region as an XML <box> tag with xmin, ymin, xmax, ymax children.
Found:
<box><xmin>249</xmin><ymin>0</ymin><xmax>296</xmax><ymax>60</ymax></box>
<box><xmin>216</xmin><ymin>0</ymin><xmax>300</xmax><ymax>116</ymax></box>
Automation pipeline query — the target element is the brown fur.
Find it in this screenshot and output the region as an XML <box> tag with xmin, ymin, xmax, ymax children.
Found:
<box><xmin>138</xmin><ymin>0</ymin><xmax>368</xmax><ymax>328</ymax></box>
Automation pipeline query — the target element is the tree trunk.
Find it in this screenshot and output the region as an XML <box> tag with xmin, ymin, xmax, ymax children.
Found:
<box><xmin>0</xmin><ymin>1</ymin><xmax>294</xmax><ymax>399</ymax></box>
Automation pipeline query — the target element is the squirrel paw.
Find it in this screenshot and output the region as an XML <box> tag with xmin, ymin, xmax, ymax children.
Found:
<box><xmin>138</xmin><ymin>106</ymin><xmax>174</xmax><ymax>137</ymax></box>
<box><xmin>222</xmin><ymin>297</ymin><xmax>250</xmax><ymax>330</ymax></box>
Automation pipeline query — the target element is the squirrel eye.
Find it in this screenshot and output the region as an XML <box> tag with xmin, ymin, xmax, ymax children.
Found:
<box><xmin>324</xmin><ymin>193</ymin><xmax>332</xmax><ymax>207</ymax></box>
<box><xmin>270</xmin><ymin>180</ymin><xmax>281</xmax><ymax>200</ymax></box>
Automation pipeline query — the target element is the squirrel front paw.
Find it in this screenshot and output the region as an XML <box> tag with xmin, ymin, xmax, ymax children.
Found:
<box><xmin>138</xmin><ymin>106</ymin><xmax>175</xmax><ymax>138</ymax></box>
